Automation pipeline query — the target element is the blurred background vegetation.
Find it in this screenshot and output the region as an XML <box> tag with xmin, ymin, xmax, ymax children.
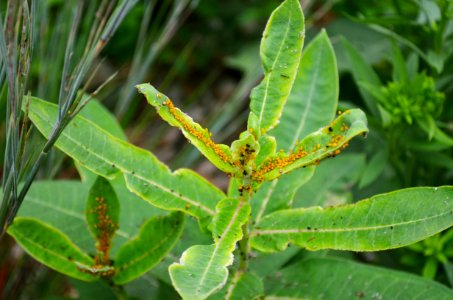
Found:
<box><xmin>0</xmin><ymin>0</ymin><xmax>452</xmax><ymax>298</ymax></box>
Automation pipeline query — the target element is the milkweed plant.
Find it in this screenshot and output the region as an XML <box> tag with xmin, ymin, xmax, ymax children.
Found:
<box><xmin>7</xmin><ymin>0</ymin><xmax>453</xmax><ymax>299</ymax></box>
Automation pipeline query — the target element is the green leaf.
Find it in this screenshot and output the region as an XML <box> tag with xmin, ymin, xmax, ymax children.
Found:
<box><xmin>226</xmin><ymin>272</ymin><xmax>263</xmax><ymax>300</ymax></box>
<box><xmin>391</xmin><ymin>40</ymin><xmax>409</xmax><ymax>83</ymax></box>
<box><xmin>254</xmin><ymin>134</ymin><xmax>276</xmax><ymax>166</ymax></box>
<box><xmin>265</xmin><ymin>257</ymin><xmax>453</xmax><ymax>299</ymax></box>
<box><xmin>406</xmin><ymin>52</ymin><xmax>419</xmax><ymax>80</ymax></box>
<box><xmin>341</xmin><ymin>37</ymin><xmax>381</xmax><ymax>117</ymax></box>
<box><xmin>249</xmin><ymin>246</ymin><xmax>299</xmax><ymax>277</ymax></box>
<box><xmin>208</xmin><ymin>272</ymin><xmax>263</xmax><ymax>300</ymax></box>
<box><xmin>271</xmin><ymin>29</ymin><xmax>338</xmax><ymax>151</ymax></box>
<box><xmin>26</xmin><ymin>97</ymin><xmax>225</xmax><ymax>224</ymax></box>
<box><xmin>252</xmin><ymin>109</ymin><xmax>368</xmax><ymax>182</ymax></box>
<box><xmin>149</xmin><ymin>216</ymin><xmax>212</xmax><ymax>285</ymax></box>
<box><xmin>137</xmin><ymin>84</ymin><xmax>236</xmax><ymax>174</ymax></box>
<box><xmin>17</xmin><ymin>181</ymin><xmax>95</xmax><ymax>253</ymax></box>
<box><xmin>169</xmin><ymin>198</ymin><xmax>251</xmax><ymax>300</ymax></box>
<box><xmin>358</xmin><ymin>149</ymin><xmax>388</xmax><ymax>188</ymax></box>
<box><xmin>230</xmin><ymin>131</ymin><xmax>259</xmax><ymax>172</ymax></box>
<box><xmin>86</xmin><ymin>177</ymin><xmax>120</xmax><ymax>266</ymax></box>
<box><xmin>326</xmin><ymin>18</ymin><xmax>389</xmax><ymax>72</ymax></box>
<box><xmin>113</xmin><ymin>212</ymin><xmax>184</xmax><ymax>285</ymax></box>
<box><xmin>251</xmin><ymin>186</ymin><xmax>453</xmax><ymax>252</ymax></box>
<box><xmin>249</xmin><ymin>0</ymin><xmax>305</xmax><ymax>133</ymax></box>
<box><xmin>7</xmin><ymin>218</ymin><xmax>96</xmax><ymax>282</ymax></box>
<box><xmin>368</xmin><ymin>24</ymin><xmax>444</xmax><ymax>73</ymax></box>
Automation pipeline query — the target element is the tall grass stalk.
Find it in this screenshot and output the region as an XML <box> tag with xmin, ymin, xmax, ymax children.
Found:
<box><xmin>0</xmin><ymin>0</ymin><xmax>138</xmax><ymax>236</ymax></box>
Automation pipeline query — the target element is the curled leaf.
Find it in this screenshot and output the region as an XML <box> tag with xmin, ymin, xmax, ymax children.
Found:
<box><xmin>137</xmin><ymin>83</ymin><xmax>236</xmax><ymax>174</ymax></box>
<box><xmin>252</xmin><ymin>109</ymin><xmax>368</xmax><ymax>182</ymax></box>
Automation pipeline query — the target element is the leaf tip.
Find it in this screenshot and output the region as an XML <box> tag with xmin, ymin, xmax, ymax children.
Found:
<box><xmin>135</xmin><ymin>83</ymin><xmax>150</xmax><ymax>94</ymax></box>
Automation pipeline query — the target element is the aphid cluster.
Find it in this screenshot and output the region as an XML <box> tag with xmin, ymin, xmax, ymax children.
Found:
<box><xmin>161</xmin><ymin>96</ymin><xmax>232</xmax><ymax>164</ymax></box>
<box><xmin>90</xmin><ymin>196</ymin><xmax>117</xmax><ymax>267</ymax></box>
<box><xmin>252</xmin><ymin>147</ymin><xmax>309</xmax><ymax>181</ymax></box>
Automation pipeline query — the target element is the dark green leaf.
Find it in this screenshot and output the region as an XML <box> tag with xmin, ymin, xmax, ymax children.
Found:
<box><xmin>251</xmin><ymin>187</ymin><xmax>453</xmax><ymax>252</ymax></box>
<box><xmin>86</xmin><ymin>177</ymin><xmax>120</xmax><ymax>266</ymax></box>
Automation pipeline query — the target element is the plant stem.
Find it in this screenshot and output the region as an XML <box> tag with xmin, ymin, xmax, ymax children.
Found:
<box><xmin>238</xmin><ymin>180</ymin><xmax>252</xmax><ymax>272</ymax></box>
<box><xmin>238</xmin><ymin>218</ymin><xmax>251</xmax><ymax>272</ymax></box>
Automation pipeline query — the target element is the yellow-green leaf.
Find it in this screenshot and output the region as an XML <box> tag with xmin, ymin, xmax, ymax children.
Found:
<box><xmin>252</xmin><ymin>109</ymin><xmax>368</xmax><ymax>182</ymax></box>
<box><xmin>270</xmin><ymin>29</ymin><xmax>338</xmax><ymax>151</ymax></box>
<box><xmin>251</xmin><ymin>187</ymin><xmax>453</xmax><ymax>252</ymax></box>
<box><xmin>249</xmin><ymin>0</ymin><xmax>305</xmax><ymax>133</ymax></box>
<box><xmin>8</xmin><ymin>218</ymin><xmax>96</xmax><ymax>282</ymax></box>
<box><xmin>251</xmin><ymin>31</ymin><xmax>338</xmax><ymax>221</ymax></box>
<box><xmin>137</xmin><ymin>83</ymin><xmax>235</xmax><ymax>174</ymax></box>
<box><xmin>169</xmin><ymin>198</ymin><xmax>251</xmax><ymax>300</ymax></box>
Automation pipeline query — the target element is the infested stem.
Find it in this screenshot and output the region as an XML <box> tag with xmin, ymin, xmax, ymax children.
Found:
<box><xmin>237</xmin><ymin>177</ymin><xmax>252</xmax><ymax>272</ymax></box>
<box><xmin>238</xmin><ymin>218</ymin><xmax>251</xmax><ymax>272</ymax></box>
